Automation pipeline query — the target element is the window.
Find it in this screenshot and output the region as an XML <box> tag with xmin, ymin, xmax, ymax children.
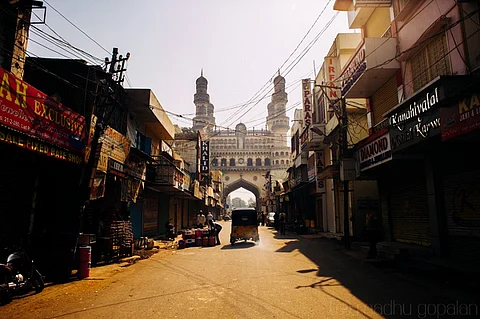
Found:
<box><xmin>221</xmin><ymin>158</ymin><xmax>227</xmax><ymax>166</ymax></box>
<box><xmin>212</xmin><ymin>158</ymin><xmax>218</xmax><ymax>166</ymax></box>
<box><xmin>410</xmin><ymin>33</ymin><xmax>451</xmax><ymax>91</ymax></box>
<box><xmin>230</xmin><ymin>158</ymin><xmax>235</xmax><ymax>166</ymax></box>
<box><xmin>247</xmin><ymin>158</ymin><xmax>253</xmax><ymax>166</ymax></box>
<box><xmin>276</xmin><ymin>160</ymin><xmax>279</xmax><ymax>165</ymax></box>
<box><xmin>275</xmin><ymin>152</ymin><xmax>279</xmax><ymax>156</ymax></box>
<box><xmin>136</xmin><ymin>131</ymin><xmax>152</xmax><ymax>155</ymax></box>
<box><xmin>265</xmin><ymin>158</ymin><xmax>271</xmax><ymax>166</ymax></box>
<box><xmin>256</xmin><ymin>158</ymin><xmax>262</xmax><ymax>166</ymax></box>
<box><xmin>280</xmin><ymin>152</ymin><xmax>284</xmax><ymax>156</ymax></box>
<box><xmin>281</xmin><ymin>160</ymin><xmax>284</xmax><ymax>164</ymax></box>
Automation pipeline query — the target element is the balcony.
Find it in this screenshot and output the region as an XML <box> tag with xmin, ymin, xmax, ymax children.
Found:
<box><xmin>334</xmin><ymin>0</ymin><xmax>391</xmax><ymax>28</ymax></box>
<box><xmin>153</xmin><ymin>165</ymin><xmax>184</xmax><ymax>190</ymax></box>
<box><xmin>126</xmin><ymin>89</ymin><xmax>175</xmax><ymax>140</ymax></box>
<box><xmin>340</xmin><ymin>37</ymin><xmax>400</xmax><ymax>98</ymax></box>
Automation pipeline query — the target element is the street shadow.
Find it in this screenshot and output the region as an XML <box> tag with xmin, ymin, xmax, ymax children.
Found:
<box><xmin>273</xmin><ymin>232</ymin><xmax>298</xmax><ymax>240</ymax></box>
<box><xmin>296</xmin><ymin>268</ymin><xmax>318</xmax><ymax>274</ymax></box>
<box><xmin>295</xmin><ymin>277</ymin><xmax>341</xmax><ymax>289</ymax></box>
<box><xmin>275</xmin><ymin>238</ymin><xmax>480</xmax><ymax>318</ymax></box>
<box><xmin>221</xmin><ymin>242</ymin><xmax>256</xmax><ymax>250</ymax></box>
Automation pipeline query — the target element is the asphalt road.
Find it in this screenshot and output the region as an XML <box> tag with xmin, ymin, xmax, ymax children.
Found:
<box><xmin>1</xmin><ymin>222</ymin><xmax>479</xmax><ymax>319</ymax></box>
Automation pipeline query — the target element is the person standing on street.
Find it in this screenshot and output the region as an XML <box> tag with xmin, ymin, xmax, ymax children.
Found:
<box><xmin>207</xmin><ymin>211</ymin><xmax>214</xmax><ymax>223</ymax></box>
<box><xmin>197</xmin><ymin>210</ymin><xmax>206</xmax><ymax>228</ymax></box>
<box><xmin>279</xmin><ymin>212</ymin><xmax>286</xmax><ymax>235</ymax></box>
<box><xmin>365</xmin><ymin>209</ymin><xmax>379</xmax><ymax>259</ymax></box>
<box><xmin>208</xmin><ymin>219</ymin><xmax>222</xmax><ymax>245</ymax></box>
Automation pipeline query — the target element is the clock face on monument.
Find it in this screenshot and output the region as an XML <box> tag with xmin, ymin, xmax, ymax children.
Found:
<box><xmin>238</xmin><ymin>158</ymin><xmax>244</xmax><ymax>164</ymax></box>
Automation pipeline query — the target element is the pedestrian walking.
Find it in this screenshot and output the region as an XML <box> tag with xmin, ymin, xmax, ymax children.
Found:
<box><xmin>365</xmin><ymin>209</ymin><xmax>379</xmax><ymax>259</ymax></box>
<box><xmin>279</xmin><ymin>212</ymin><xmax>286</xmax><ymax>235</ymax></box>
<box><xmin>208</xmin><ymin>219</ymin><xmax>223</xmax><ymax>245</ymax></box>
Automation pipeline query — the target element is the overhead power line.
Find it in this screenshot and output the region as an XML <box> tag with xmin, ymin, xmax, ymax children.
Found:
<box><xmin>43</xmin><ymin>0</ymin><xmax>111</xmax><ymax>55</ymax></box>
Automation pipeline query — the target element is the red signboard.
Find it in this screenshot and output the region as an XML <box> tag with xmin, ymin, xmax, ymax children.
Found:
<box><xmin>0</xmin><ymin>125</ymin><xmax>83</xmax><ymax>164</ymax></box>
<box><xmin>441</xmin><ymin>91</ymin><xmax>480</xmax><ymax>141</ymax></box>
<box><xmin>0</xmin><ymin>67</ymin><xmax>86</xmax><ymax>153</ymax></box>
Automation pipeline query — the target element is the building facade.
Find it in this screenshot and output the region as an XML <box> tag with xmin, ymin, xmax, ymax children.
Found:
<box><xmin>332</xmin><ymin>0</ymin><xmax>480</xmax><ymax>259</ymax></box>
<box><xmin>176</xmin><ymin>72</ymin><xmax>291</xmax><ymax>212</ymax></box>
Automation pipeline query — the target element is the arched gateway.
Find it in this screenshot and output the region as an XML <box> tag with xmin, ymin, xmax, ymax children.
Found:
<box><xmin>223</xmin><ymin>177</ymin><xmax>262</xmax><ymax>211</ymax></box>
<box><xmin>177</xmin><ymin>71</ymin><xmax>292</xmax><ymax>212</ymax></box>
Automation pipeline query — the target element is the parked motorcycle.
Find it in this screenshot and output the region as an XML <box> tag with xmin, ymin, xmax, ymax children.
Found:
<box><xmin>0</xmin><ymin>248</ymin><xmax>45</xmax><ymax>305</ymax></box>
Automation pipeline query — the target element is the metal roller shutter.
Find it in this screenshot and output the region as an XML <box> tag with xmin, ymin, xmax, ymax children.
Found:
<box><xmin>371</xmin><ymin>76</ymin><xmax>398</xmax><ymax>126</ymax></box>
<box><xmin>443</xmin><ymin>170</ymin><xmax>480</xmax><ymax>261</ymax></box>
<box><xmin>0</xmin><ymin>144</ymin><xmax>35</xmax><ymax>243</ymax></box>
<box><xmin>389</xmin><ymin>162</ymin><xmax>431</xmax><ymax>246</ymax></box>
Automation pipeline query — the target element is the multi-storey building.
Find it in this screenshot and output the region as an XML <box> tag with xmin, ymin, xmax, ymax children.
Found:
<box><xmin>333</xmin><ymin>0</ymin><xmax>480</xmax><ymax>260</ymax></box>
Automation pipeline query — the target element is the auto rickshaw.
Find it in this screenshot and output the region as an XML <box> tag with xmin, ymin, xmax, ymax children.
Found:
<box><xmin>230</xmin><ymin>208</ymin><xmax>260</xmax><ymax>245</ymax></box>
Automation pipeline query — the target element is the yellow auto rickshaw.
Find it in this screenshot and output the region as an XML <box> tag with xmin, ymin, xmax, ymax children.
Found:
<box><xmin>230</xmin><ymin>208</ymin><xmax>260</xmax><ymax>245</ymax></box>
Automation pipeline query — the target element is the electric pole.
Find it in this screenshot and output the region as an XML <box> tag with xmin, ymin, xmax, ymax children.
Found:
<box><xmin>312</xmin><ymin>82</ymin><xmax>351</xmax><ymax>250</ymax></box>
<box><xmin>78</xmin><ymin>47</ymin><xmax>130</xmax><ymax>228</ymax></box>
<box><xmin>341</xmin><ymin>96</ymin><xmax>351</xmax><ymax>249</ymax></box>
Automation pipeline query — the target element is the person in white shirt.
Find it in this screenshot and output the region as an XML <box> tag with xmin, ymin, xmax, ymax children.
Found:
<box><xmin>207</xmin><ymin>211</ymin><xmax>214</xmax><ymax>222</ymax></box>
<box><xmin>197</xmin><ymin>210</ymin><xmax>206</xmax><ymax>228</ymax></box>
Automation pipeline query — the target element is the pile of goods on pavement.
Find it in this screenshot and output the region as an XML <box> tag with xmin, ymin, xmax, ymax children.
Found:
<box><xmin>178</xmin><ymin>228</ymin><xmax>216</xmax><ymax>249</ymax></box>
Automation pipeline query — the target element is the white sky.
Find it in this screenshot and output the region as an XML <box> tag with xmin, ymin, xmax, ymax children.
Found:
<box><xmin>27</xmin><ymin>0</ymin><xmax>355</xmax><ymax>201</ymax></box>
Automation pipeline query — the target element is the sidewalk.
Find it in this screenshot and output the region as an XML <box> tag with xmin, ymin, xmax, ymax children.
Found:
<box><xmin>84</xmin><ymin>236</ymin><xmax>179</xmax><ymax>280</ymax></box>
<box><xmin>299</xmin><ymin>232</ymin><xmax>480</xmax><ymax>295</ymax></box>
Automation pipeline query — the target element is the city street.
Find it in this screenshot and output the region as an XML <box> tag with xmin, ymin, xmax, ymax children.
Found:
<box><xmin>1</xmin><ymin>222</ymin><xmax>479</xmax><ymax>319</ymax></box>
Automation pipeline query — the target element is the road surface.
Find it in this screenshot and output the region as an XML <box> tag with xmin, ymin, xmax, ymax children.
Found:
<box><xmin>1</xmin><ymin>222</ymin><xmax>478</xmax><ymax>318</ymax></box>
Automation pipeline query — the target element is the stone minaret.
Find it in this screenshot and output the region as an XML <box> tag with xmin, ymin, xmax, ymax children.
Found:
<box><xmin>266</xmin><ymin>72</ymin><xmax>289</xmax><ymax>146</ymax></box>
<box><xmin>193</xmin><ymin>70</ymin><xmax>216</xmax><ymax>131</ymax></box>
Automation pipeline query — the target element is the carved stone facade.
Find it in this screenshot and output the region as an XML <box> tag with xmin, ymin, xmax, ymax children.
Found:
<box><xmin>181</xmin><ymin>72</ymin><xmax>290</xmax><ymax>209</ymax></box>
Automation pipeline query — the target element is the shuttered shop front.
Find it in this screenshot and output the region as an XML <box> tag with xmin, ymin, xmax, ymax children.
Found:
<box><xmin>443</xmin><ymin>170</ymin><xmax>480</xmax><ymax>261</ymax></box>
<box><xmin>388</xmin><ymin>161</ymin><xmax>431</xmax><ymax>246</ymax></box>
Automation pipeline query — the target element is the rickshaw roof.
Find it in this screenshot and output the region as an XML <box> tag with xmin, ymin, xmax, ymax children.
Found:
<box><xmin>231</xmin><ymin>208</ymin><xmax>257</xmax><ymax>218</ymax></box>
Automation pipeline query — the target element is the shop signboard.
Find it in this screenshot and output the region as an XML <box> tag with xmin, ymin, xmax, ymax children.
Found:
<box><xmin>389</xmin><ymin>85</ymin><xmax>444</xmax><ymax>152</ymax></box>
<box><xmin>183</xmin><ymin>172</ymin><xmax>191</xmax><ymax>192</ymax></box>
<box><xmin>307</xmin><ymin>153</ymin><xmax>315</xmax><ymax>181</ymax></box>
<box><xmin>108</xmin><ymin>158</ymin><xmax>125</xmax><ymax>178</ymax></box>
<box><xmin>125</xmin><ymin>152</ymin><xmax>146</xmax><ymax>180</ymax></box>
<box><xmin>98</xmin><ymin>126</ymin><xmax>130</xmax><ymax>164</ymax></box>
<box><xmin>0</xmin><ymin>67</ymin><xmax>86</xmax><ymax>153</ymax></box>
<box><xmin>143</xmin><ymin>197</ymin><xmax>158</xmax><ymax>233</ymax></box>
<box><xmin>302</xmin><ymin>79</ymin><xmax>312</xmax><ymax>126</ymax></box>
<box><xmin>300</xmin><ymin>127</ymin><xmax>309</xmax><ymax>150</ymax></box>
<box><xmin>93</xmin><ymin>123</ymin><xmax>130</xmax><ymax>173</ymax></box>
<box><xmin>315</xmin><ymin>151</ymin><xmax>326</xmax><ymax>193</ymax></box>
<box><xmin>359</xmin><ymin>132</ymin><xmax>392</xmax><ymax>171</ymax></box>
<box><xmin>122</xmin><ymin>151</ymin><xmax>145</xmax><ymax>202</ymax></box>
<box><xmin>0</xmin><ymin>125</ymin><xmax>83</xmax><ymax>164</ymax></box>
<box><xmin>324</xmin><ymin>57</ymin><xmax>341</xmax><ymax>101</ymax></box>
<box><xmin>173</xmin><ymin>168</ymin><xmax>184</xmax><ymax>190</ymax></box>
<box><xmin>200</xmin><ymin>141</ymin><xmax>210</xmax><ymax>174</ymax></box>
<box><xmin>441</xmin><ymin>90</ymin><xmax>480</xmax><ymax>141</ymax></box>
<box><xmin>193</xmin><ymin>180</ymin><xmax>202</xmax><ymax>199</ymax></box>
<box><xmin>341</xmin><ymin>48</ymin><xmax>366</xmax><ymax>96</ymax></box>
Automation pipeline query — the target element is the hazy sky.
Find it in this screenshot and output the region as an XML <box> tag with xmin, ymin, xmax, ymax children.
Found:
<box><xmin>28</xmin><ymin>0</ymin><xmax>354</xmax><ymax>201</ymax></box>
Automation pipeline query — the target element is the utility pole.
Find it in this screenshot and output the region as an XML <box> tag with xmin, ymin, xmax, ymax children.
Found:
<box><xmin>78</xmin><ymin>47</ymin><xmax>130</xmax><ymax>229</ymax></box>
<box><xmin>312</xmin><ymin>82</ymin><xmax>351</xmax><ymax>250</ymax></box>
<box><xmin>341</xmin><ymin>96</ymin><xmax>351</xmax><ymax>250</ymax></box>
